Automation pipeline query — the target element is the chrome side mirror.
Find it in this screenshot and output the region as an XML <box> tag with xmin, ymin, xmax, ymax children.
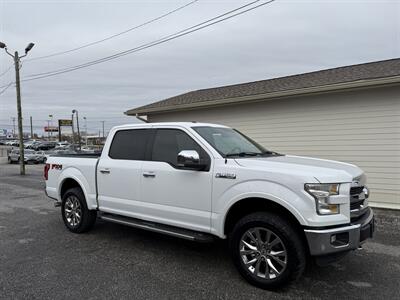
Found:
<box><xmin>177</xmin><ymin>150</ymin><xmax>202</xmax><ymax>170</ymax></box>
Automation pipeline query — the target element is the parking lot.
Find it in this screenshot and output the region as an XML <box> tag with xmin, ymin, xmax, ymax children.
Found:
<box><xmin>1</xmin><ymin>163</ymin><xmax>400</xmax><ymax>299</ymax></box>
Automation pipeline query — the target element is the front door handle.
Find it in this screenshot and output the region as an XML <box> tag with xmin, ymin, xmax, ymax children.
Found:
<box><xmin>99</xmin><ymin>169</ymin><xmax>110</xmax><ymax>174</ymax></box>
<box><xmin>142</xmin><ymin>171</ymin><xmax>155</xmax><ymax>178</ymax></box>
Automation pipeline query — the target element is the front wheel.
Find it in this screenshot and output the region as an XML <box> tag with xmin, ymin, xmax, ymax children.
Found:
<box><xmin>229</xmin><ymin>212</ymin><xmax>306</xmax><ymax>289</ymax></box>
<box><xmin>61</xmin><ymin>187</ymin><xmax>97</xmax><ymax>233</ymax></box>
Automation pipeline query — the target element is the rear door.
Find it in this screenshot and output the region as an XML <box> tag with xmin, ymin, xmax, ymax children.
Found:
<box><xmin>97</xmin><ymin>128</ymin><xmax>153</xmax><ymax>216</ymax></box>
<box><xmin>140</xmin><ymin>127</ymin><xmax>213</xmax><ymax>232</ymax></box>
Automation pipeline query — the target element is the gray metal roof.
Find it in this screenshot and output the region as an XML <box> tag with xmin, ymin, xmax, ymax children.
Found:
<box><xmin>126</xmin><ymin>58</ymin><xmax>400</xmax><ymax>115</ymax></box>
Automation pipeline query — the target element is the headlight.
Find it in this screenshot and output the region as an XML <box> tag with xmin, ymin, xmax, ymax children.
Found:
<box><xmin>305</xmin><ymin>183</ymin><xmax>340</xmax><ymax>215</ymax></box>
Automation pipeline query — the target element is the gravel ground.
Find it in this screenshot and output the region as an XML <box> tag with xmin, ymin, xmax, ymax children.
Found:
<box><xmin>0</xmin><ymin>163</ymin><xmax>399</xmax><ymax>299</ymax></box>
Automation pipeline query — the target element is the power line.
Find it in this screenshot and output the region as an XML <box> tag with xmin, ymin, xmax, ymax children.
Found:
<box><xmin>22</xmin><ymin>0</ymin><xmax>275</xmax><ymax>83</ymax></box>
<box><xmin>0</xmin><ymin>82</ymin><xmax>13</xmax><ymax>95</ymax></box>
<box><xmin>0</xmin><ymin>64</ymin><xmax>13</xmax><ymax>78</ymax></box>
<box><xmin>24</xmin><ymin>0</ymin><xmax>266</xmax><ymax>79</ymax></box>
<box><xmin>25</xmin><ymin>0</ymin><xmax>199</xmax><ymax>62</ymax></box>
<box><xmin>0</xmin><ymin>64</ymin><xmax>22</xmax><ymax>89</ymax></box>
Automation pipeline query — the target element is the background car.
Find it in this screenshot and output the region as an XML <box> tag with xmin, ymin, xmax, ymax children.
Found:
<box><xmin>56</xmin><ymin>141</ymin><xmax>70</xmax><ymax>148</ymax></box>
<box><xmin>8</xmin><ymin>149</ymin><xmax>20</xmax><ymax>163</ymax></box>
<box><xmin>34</xmin><ymin>151</ymin><xmax>47</xmax><ymax>163</ymax></box>
<box><xmin>35</xmin><ymin>141</ymin><xmax>57</xmax><ymax>151</ymax></box>
<box><xmin>25</xmin><ymin>141</ymin><xmax>42</xmax><ymax>150</ymax></box>
<box><xmin>8</xmin><ymin>149</ymin><xmax>47</xmax><ymax>164</ymax></box>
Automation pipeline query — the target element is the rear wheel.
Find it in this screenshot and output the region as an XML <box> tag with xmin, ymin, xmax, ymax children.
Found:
<box><xmin>229</xmin><ymin>212</ymin><xmax>306</xmax><ymax>289</ymax></box>
<box><xmin>61</xmin><ymin>187</ymin><xmax>97</xmax><ymax>233</ymax></box>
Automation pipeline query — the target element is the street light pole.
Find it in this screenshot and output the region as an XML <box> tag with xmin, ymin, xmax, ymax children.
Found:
<box><xmin>71</xmin><ymin>114</ymin><xmax>75</xmax><ymax>144</ymax></box>
<box><xmin>30</xmin><ymin>116</ymin><xmax>33</xmax><ymax>139</ymax></box>
<box><xmin>101</xmin><ymin>121</ymin><xmax>105</xmax><ymax>138</ymax></box>
<box><xmin>83</xmin><ymin>116</ymin><xmax>87</xmax><ymax>146</ymax></box>
<box><xmin>72</xmin><ymin>110</ymin><xmax>81</xmax><ymax>151</ymax></box>
<box><xmin>49</xmin><ymin>114</ymin><xmax>53</xmax><ymax>139</ymax></box>
<box><xmin>47</xmin><ymin>120</ymin><xmax>50</xmax><ymax>139</ymax></box>
<box><xmin>13</xmin><ymin>51</ymin><xmax>25</xmax><ymax>174</ymax></box>
<box><xmin>11</xmin><ymin>117</ymin><xmax>16</xmax><ymax>136</ymax></box>
<box><xmin>1</xmin><ymin>41</ymin><xmax>35</xmax><ymax>175</ymax></box>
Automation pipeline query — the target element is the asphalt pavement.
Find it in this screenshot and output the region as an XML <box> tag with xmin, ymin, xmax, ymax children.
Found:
<box><xmin>1</xmin><ymin>163</ymin><xmax>399</xmax><ymax>299</ymax></box>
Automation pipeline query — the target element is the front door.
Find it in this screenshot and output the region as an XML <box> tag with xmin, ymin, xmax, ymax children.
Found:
<box><xmin>141</xmin><ymin>128</ymin><xmax>213</xmax><ymax>232</ymax></box>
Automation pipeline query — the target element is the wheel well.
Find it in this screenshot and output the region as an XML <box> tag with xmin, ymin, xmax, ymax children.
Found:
<box><xmin>60</xmin><ymin>178</ymin><xmax>82</xmax><ymax>199</ymax></box>
<box><xmin>224</xmin><ymin>198</ymin><xmax>304</xmax><ymax>236</ymax></box>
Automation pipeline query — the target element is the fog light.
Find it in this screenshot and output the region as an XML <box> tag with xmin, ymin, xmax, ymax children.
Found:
<box><xmin>330</xmin><ymin>232</ymin><xmax>349</xmax><ymax>247</ymax></box>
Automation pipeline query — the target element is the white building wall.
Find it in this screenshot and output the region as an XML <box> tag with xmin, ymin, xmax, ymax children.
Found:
<box><xmin>148</xmin><ymin>85</ymin><xmax>400</xmax><ymax>209</ymax></box>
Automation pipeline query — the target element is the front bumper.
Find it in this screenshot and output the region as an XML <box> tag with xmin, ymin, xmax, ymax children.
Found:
<box><xmin>304</xmin><ymin>208</ymin><xmax>374</xmax><ymax>256</ymax></box>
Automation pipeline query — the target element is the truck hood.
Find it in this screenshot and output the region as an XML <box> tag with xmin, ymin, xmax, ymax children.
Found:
<box><xmin>234</xmin><ymin>155</ymin><xmax>363</xmax><ymax>183</ymax></box>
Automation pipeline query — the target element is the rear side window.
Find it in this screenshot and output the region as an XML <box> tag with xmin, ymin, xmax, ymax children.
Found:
<box><xmin>109</xmin><ymin>129</ymin><xmax>151</xmax><ymax>160</ymax></box>
<box><xmin>151</xmin><ymin>129</ymin><xmax>210</xmax><ymax>168</ymax></box>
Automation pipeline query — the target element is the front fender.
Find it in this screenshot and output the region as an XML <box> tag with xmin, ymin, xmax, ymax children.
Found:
<box><xmin>212</xmin><ymin>180</ymin><xmax>312</xmax><ymax>238</ymax></box>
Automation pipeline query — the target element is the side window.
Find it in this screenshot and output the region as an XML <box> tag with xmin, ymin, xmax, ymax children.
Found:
<box><xmin>109</xmin><ymin>129</ymin><xmax>151</xmax><ymax>160</ymax></box>
<box><xmin>151</xmin><ymin>129</ymin><xmax>210</xmax><ymax>168</ymax></box>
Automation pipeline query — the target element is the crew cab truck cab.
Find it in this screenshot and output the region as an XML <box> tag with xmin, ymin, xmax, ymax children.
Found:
<box><xmin>45</xmin><ymin>122</ymin><xmax>374</xmax><ymax>289</ymax></box>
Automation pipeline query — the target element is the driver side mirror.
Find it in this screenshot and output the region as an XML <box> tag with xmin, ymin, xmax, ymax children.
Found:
<box><xmin>177</xmin><ymin>150</ymin><xmax>206</xmax><ymax>170</ymax></box>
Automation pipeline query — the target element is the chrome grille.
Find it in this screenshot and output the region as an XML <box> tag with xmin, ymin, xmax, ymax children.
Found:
<box><xmin>350</xmin><ymin>181</ymin><xmax>369</xmax><ymax>219</ymax></box>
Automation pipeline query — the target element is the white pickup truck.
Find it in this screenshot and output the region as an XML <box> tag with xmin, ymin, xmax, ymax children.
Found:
<box><xmin>45</xmin><ymin>122</ymin><xmax>374</xmax><ymax>289</ymax></box>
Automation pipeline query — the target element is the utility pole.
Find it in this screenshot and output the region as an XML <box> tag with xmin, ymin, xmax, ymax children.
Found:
<box><xmin>47</xmin><ymin>120</ymin><xmax>50</xmax><ymax>139</ymax></box>
<box><xmin>83</xmin><ymin>116</ymin><xmax>87</xmax><ymax>146</ymax></box>
<box><xmin>49</xmin><ymin>114</ymin><xmax>53</xmax><ymax>139</ymax></box>
<box><xmin>1</xmin><ymin>41</ymin><xmax>35</xmax><ymax>175</ymax></box>
<box><xmin>11</xmin><ymin>117</ymin><xmax>16</xmax><ymax>136</ymax></box>
<box><xmin>30</xmin><ymin>116</ymin><xmax>33</xmax><ymax>139</ymax></box>
<box><xmin>101</xmin><ymin>121</ymin><xmax>105</xmax><ymax>138</ymax></box>
<box><xmin>72</xmin><ymin>110</ymin><xmax>81</xmax><ymax>151</ymax></box>
<box><xmin>71</xmin><ymin>114</ymin><xmax>75</xmax><ymax>145</ymax></box>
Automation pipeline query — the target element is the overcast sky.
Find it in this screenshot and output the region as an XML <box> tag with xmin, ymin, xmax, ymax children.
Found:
<box><xmin>0</xmin><ymin>0</ymin><xmax>399</xmax><ymax>135</ymax></box>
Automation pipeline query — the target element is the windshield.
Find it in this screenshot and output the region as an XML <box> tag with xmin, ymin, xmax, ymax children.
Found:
<box><xmin>25</xmin><ymin>150</ymin><xmax>35</xmax><ymax>154</ymax></box>
<box><xmin>193</xmin><ymin>126</ymin><xmax>280</xmax><ymax>157</ymax></box>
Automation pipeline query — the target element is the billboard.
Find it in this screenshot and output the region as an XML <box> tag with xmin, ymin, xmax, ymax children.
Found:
<box><xmin>44</xmin><ymin>126</ymin><xmax>59</xmax><ymax>132</ymax></box>
<box><xmin>58</xmin><ymin>119</ymin><xmax>73</xmax><ymax>126</ymax></box>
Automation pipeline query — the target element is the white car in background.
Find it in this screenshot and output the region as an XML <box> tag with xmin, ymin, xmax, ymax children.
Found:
<box><xmin>8</xmin><ymin>149</ymin><xmax>46</xmax><ymax>164</ymax></box>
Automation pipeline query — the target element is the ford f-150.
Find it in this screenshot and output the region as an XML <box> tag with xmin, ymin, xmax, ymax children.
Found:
<box><xmin>45</xmin><ymin>122</ymin><xmax>374</xmax><ymax>289</ymax></box>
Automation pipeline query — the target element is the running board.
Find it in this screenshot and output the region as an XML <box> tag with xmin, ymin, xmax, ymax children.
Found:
<box><xmin>99</xmin><ymin>213</ymin><xmax>214</xmax><ymax>243</ymax></box>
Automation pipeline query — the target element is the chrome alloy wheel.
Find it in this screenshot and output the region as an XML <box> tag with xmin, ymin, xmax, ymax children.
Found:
<box><xmin>240</xmin><ymin>227</ymin><xmax>287</xmax><ymax>280</ymax></box>
<box><xmin>64</xmin><ymin>196</ymin><xmax>82</xmax><ymax>227</ymax></box>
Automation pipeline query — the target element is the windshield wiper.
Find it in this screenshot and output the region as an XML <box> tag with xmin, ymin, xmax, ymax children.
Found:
<box><xmin>226</xmin><ymin>152</ymin><xmax>262</xmax><ymax>157</ymax></box>
<box><xmin>225</xmin><ymin>151</ymin><xmax>283</xmax><ymax>158</ymax></box>
<box><xmin>261</xmin><ymin>150</ymin><xmax>279</xmax><ymax>155</ymax></box>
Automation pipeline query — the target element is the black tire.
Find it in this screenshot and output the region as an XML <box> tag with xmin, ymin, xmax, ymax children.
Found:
<box><xmin>61</xmin><ymin>187</ymin><xmax>97</xmax><ymax>233</ymax></box>
<box><xmin>229</xmin><ymin>212</ymin><xmax>306</xmax><ymax>290</ymax></box>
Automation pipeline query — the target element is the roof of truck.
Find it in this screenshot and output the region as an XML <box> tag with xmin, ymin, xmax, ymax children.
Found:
<box><xmin>112</xmin><ymin>122</ymin><xmax>229</xmax><ymax>130</ymax></box>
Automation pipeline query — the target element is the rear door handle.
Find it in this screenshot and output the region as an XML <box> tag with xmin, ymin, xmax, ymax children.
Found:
<box><xmin>143</xmin><ymin>171</ymin><xmax>156</xmax><ymax>178</ymax></box>
<box><xmin>99</xmin><ymin>169</ymin><xmax>110</xmax><ymax>174</ymax></box>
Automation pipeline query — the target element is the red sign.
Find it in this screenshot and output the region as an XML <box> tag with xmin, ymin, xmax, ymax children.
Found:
<box><xmin>44</xmin><ymin>126</ymin><xmax>59</xmax><ymax>132</ymax></box>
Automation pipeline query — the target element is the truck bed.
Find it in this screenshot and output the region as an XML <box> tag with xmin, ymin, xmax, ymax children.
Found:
<box><xmin>45</xmin><ymin>154</ymin><xmax>100</xmax><ymax>209</ymax></box>
<box><xmin>49</xmin><ymin>153</ymin><xmax>101</xmax><ymax>158</ymax></box>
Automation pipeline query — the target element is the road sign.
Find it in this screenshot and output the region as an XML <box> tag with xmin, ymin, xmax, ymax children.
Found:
<box><xmin>58</xmin><ymin>119</ymin><xmax>72</xmax><ymax>126</ymax></box>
